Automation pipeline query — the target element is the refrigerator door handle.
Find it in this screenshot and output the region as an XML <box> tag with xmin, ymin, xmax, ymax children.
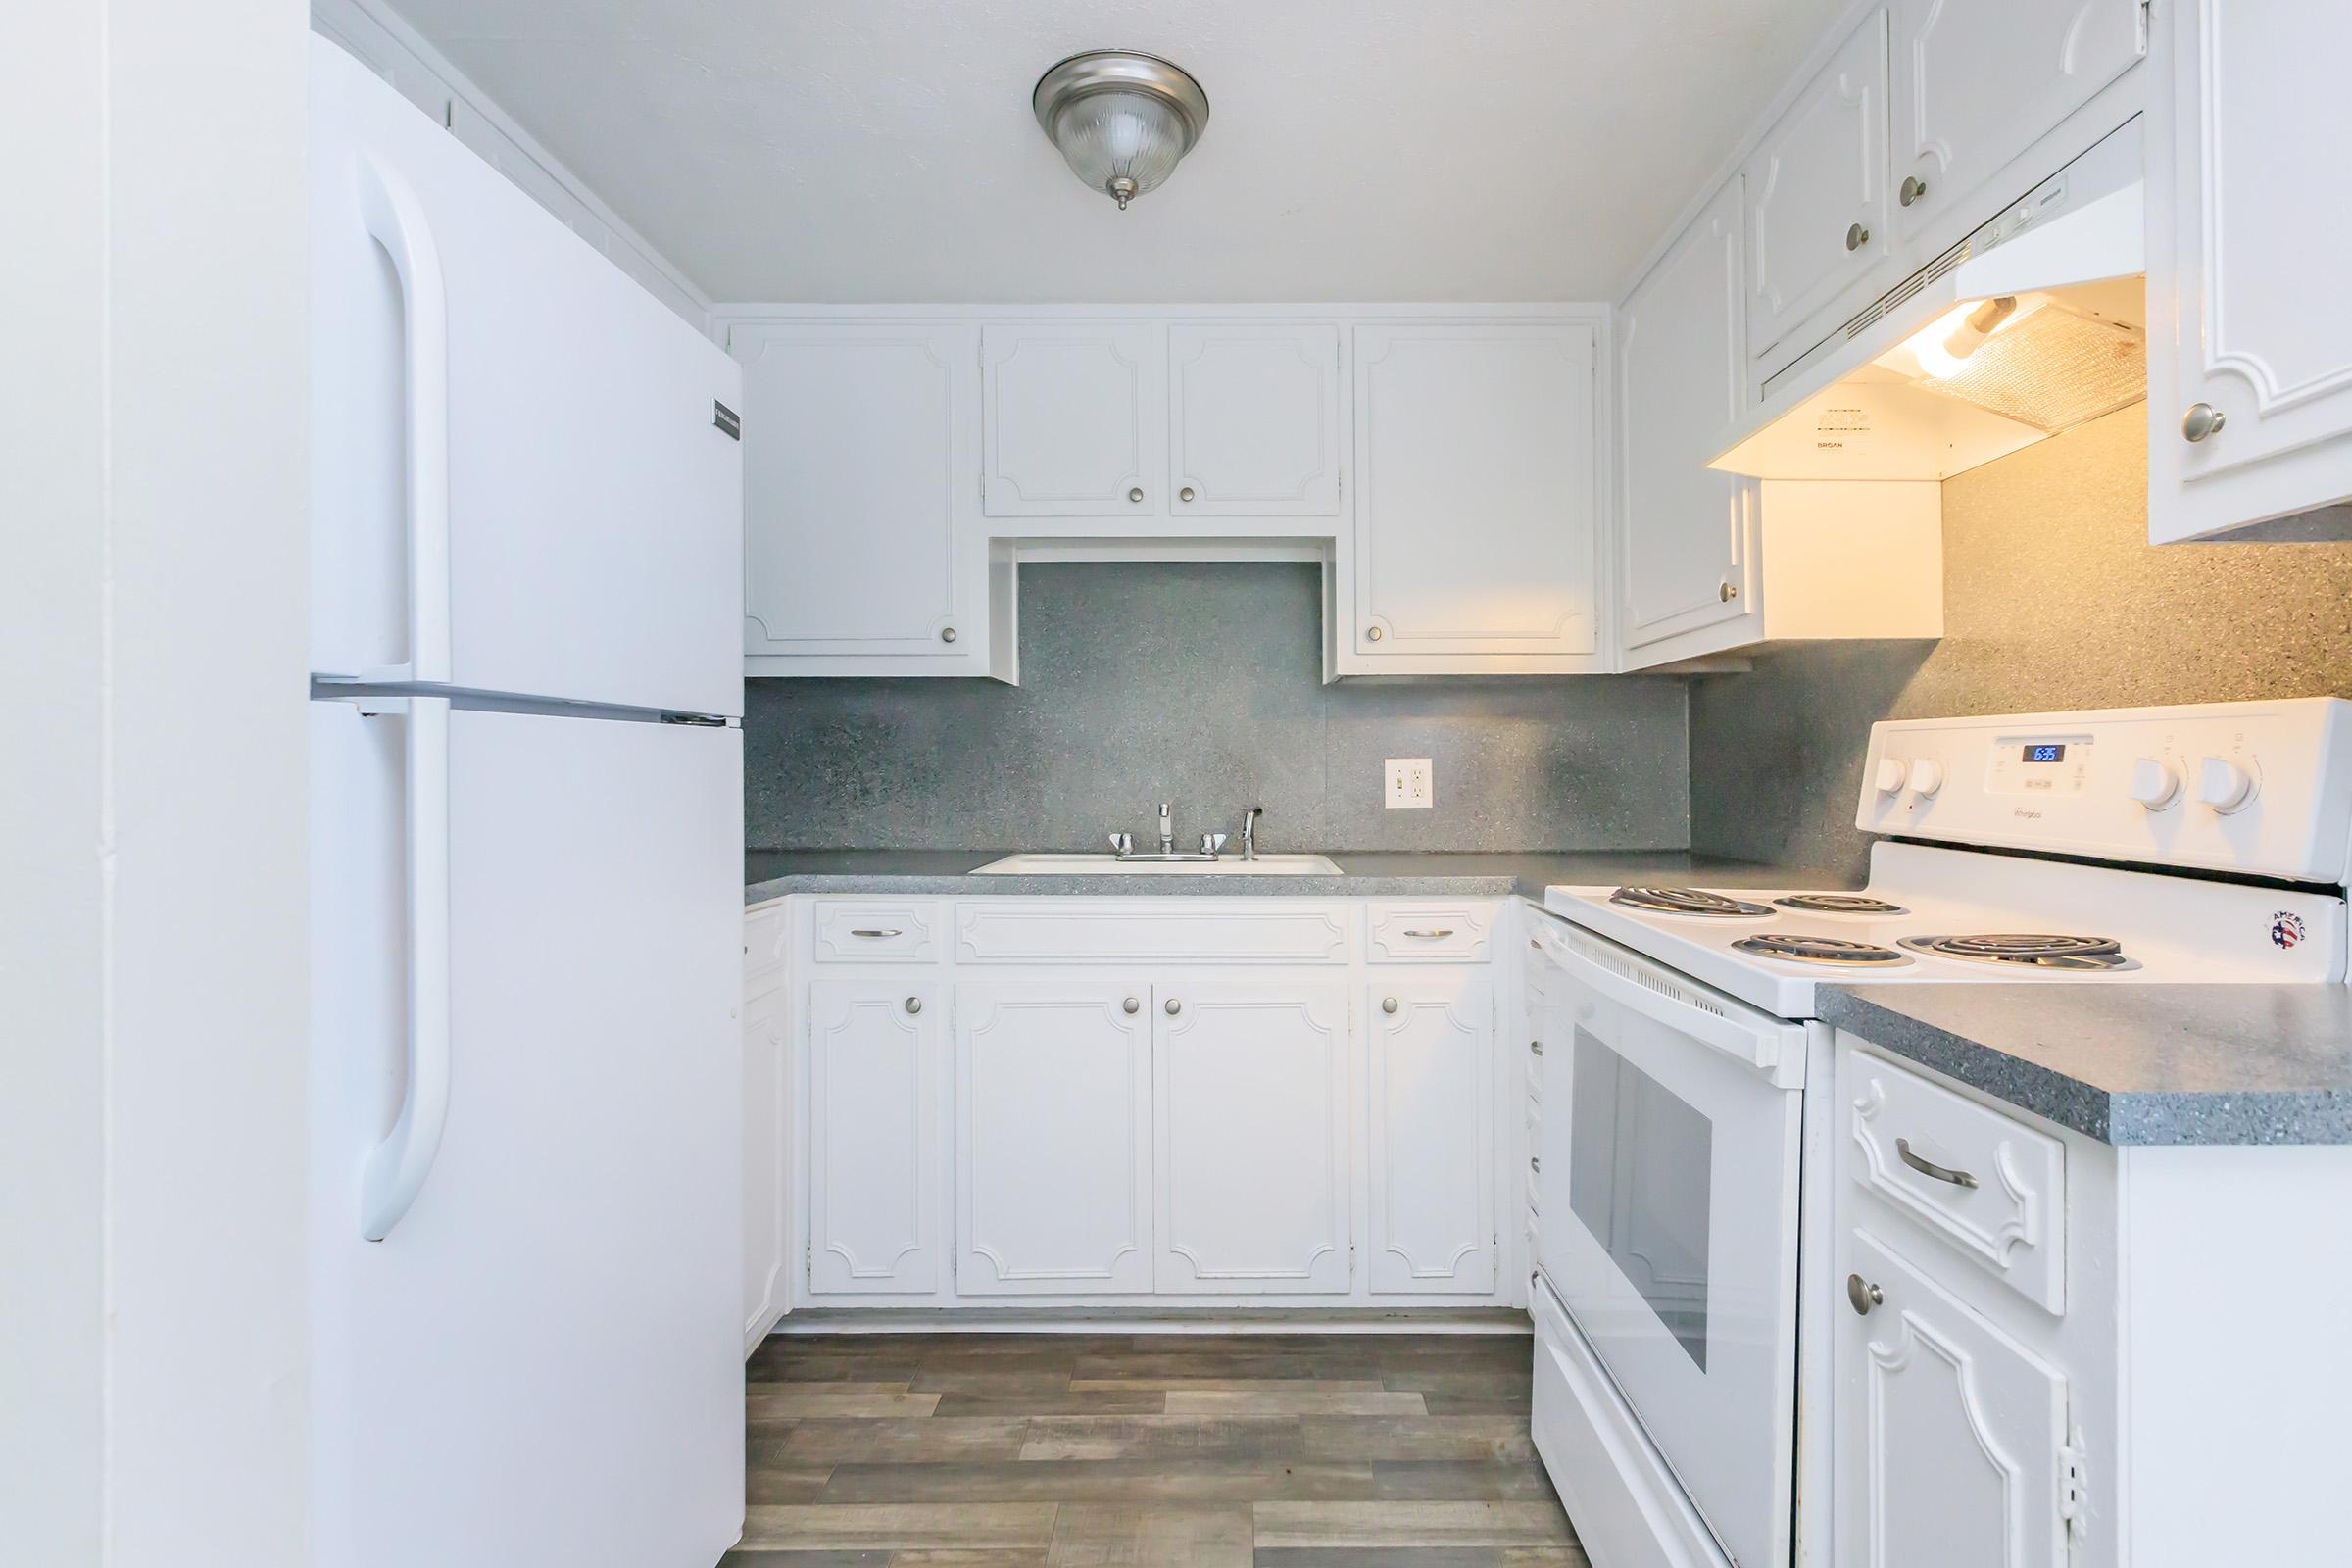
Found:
<box><xmin>361</xmin><ymin>695</ymin><xmax>453</xmax><ymax>1241</ymax></box>
<box><xmin>352</xmin><ymin>151</ymin><xmax>453</xmax><ymax>685</ymax></box>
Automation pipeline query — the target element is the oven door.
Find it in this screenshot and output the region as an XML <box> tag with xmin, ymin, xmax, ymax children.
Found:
<box><xmin>1532</xmin><ymin>920</ymin><xmax>1805</xmax><ymax>1568</ymax></box>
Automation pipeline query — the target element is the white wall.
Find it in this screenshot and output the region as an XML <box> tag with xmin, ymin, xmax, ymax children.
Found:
<box><xmin>2</xmin><ymin>1</ymin><xmax>313</xmax><ymax>1561</ymax></box>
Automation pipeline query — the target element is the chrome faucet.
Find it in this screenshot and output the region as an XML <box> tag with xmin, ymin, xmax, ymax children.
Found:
<box><xmin>1158</xmin><ymin>802</ymin><xmax>1175</xmax><ymax>856</ymax></box>
<box><xmin>1241</xmin><ymin>806</ymin><xmax>1264</xmax><ymax>861</ymax></box>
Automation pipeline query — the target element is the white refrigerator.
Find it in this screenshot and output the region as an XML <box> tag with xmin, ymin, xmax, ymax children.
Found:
<box><xmin>307</xmin><ymin>35</ymin><xmax>746</xmax><ymax>1566</ymax></box>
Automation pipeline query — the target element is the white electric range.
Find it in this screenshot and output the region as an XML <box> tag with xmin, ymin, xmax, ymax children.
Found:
<box><xmin>1522</xmin><ymin>699</ymin><xmax>2352</xmax><ymax>1568</ymax></box>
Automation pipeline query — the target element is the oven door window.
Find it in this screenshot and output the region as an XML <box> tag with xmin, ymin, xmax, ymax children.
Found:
<box><xmin>1568</xmin><ymin>1025</ymin><xmax>1713</xmax><ymax>1369</ymax></box>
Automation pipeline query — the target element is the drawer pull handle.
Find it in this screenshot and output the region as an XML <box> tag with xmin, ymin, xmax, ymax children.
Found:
<box><xmin>1847</xmin><ymin>1273</ymin><xmax>1883</xmax><ymax>1315</ymax></box>
<box><xmin>1401</xmin><ymin>928</ymin><xmax>1455</xmax><ymax>939</ymax></box>
<box><xmin>1896</xmin><ymin>1137</ymin><xmax>1979</xmax><ymax>1189</ymax></box>
<box><xmin>851</xmin><ymin>928</ymin><xmax>904</xmax><ymax>939</ymax></box>
<box><xmin>1529</xmin><ymin>1156</ymin><xmax>1542</xmax><ymax>1174</ymax></box>
<box><xmin>1529</xmin><ymin>1040</ymin><xmax>1544</xmax><ymax>1056</ymax></box>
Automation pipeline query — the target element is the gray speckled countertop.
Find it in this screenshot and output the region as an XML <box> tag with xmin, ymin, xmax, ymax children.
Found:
<box><xmin>1820</xmin><ymin>985</ymin><xmax>2352</xmax><ymax>1147</ymax></box>
<box><xmin>745</xmin><ymin>850</ymin><xmax>1838</xmax><ymax>906</ymax></box>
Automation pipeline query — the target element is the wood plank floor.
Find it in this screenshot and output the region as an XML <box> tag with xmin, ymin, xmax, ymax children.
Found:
<box><xmin>724</xmin><ymin>1332</ymin><xmax>1584</xmax><ymax>1567</ymax></box>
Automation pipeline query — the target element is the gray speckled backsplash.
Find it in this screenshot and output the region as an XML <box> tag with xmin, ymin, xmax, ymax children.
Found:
<box><xmin>1690</xmin><ymin>405</ymin><xmax>2352</xmax><ymax>879</ymax></box>
<box><xmin>746</xmin><ymin>561</ymin><xmax>1690</xmax><ymax>853</ymax></box>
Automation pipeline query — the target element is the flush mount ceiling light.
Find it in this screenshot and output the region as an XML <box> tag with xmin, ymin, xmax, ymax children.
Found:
<box><xmin>1032</xmin><ymin>49</ymin><xmax>1209</xmax><ymax>210</ymax></box>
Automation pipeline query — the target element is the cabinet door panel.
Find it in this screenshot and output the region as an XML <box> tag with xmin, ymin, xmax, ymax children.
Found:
<box><xmin>1367</xmin><ymin>976</ymin><xmax>1494</xmax><ymax>1295</ymax></box>
<box><xmin>1619</xmin><ymin>178</ymin><xmax>1758</xmax><ymax>655</ymax></box>
<box><xmin>2149</xmin><ymin>0</ymin><xmax>2352</xmax><ymax>540</ymax></box>
<box><xmin>743</xmin><ymin>984</ymin><xmax>791</xmax><ymax>1349</ymax></box>
<box><xmin>955</xmin><ymin>980</ymin><xmax>1153</xmax><ymax>1295</ymax></box>
<box><xmin>1168</xmin><ymin>323</ymin><xmax>1343</xmax><ymax>515</ymax></box>
<box><xmin>1889</xmin><ymin>0</ymin><xmax>2143</xmax><ymax>243</ymax></box>
<box><xmin>808</xmin><ymin>980</ymin><xmax>942</xmax><ymax>1295</ymax></box>
<box><xmin>1746</xmin><ymin>10</ymin><xmax>1890</xmax><ymax>363</ymax></box>
<box><xmin>1349</xmin><ymin>323</ymin><xmax>1598</xmax><ymax>658</ymax></box>
<box><xmin>1153</xmin><ymin>978</ymin><xmax>1351</xmax><ymax>1294</ymax></box>
<box><xmin>983</xmin><ymin>322</ymin><xmax>1160</xmax><ymax>516</ymax></box>
<box><xmin>735</xmin><ymin>323</ymin><xmax>978</xmax><ymax>659</ymax></box>
<box><xmin>1836</xmin><ymin>1228</ymin><xmax>2069</xmax><ymax>1568</ymax></box>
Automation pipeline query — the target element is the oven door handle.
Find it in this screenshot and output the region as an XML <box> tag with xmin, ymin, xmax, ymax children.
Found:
<box><xmin>1536</xmin><ymin>928</ymin><xmax>1803</xmax><ymax>1088</ymax></box>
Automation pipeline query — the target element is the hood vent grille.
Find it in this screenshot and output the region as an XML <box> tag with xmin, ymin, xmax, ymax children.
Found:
<box><xmin>1918</xmin><ymin>304</ymin><xmax>2144</xmax><ymax>434</ymax></box>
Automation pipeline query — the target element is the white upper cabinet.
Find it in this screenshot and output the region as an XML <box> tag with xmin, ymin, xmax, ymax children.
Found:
<box><xmin>1345</xmin><ymin>321</ymin><xmax>1601</xmax><ymax>670</ymax></box>
<box><xmin>1153</xmin><ymin>977</ymin><xmax>1352</xmax><ymax>1295</ymax></box>
<box><xmin>1366</xmin><ymin>975</ymin><xmax>1494</xmax><ymax>1296</ymax></box>
<box><xmin>982</xmin><ymin>322</ymin><xmax>1162</xmax><ymax>517</ymax></box>
<box><xmin>954</xmin><ymin>980</ymin><xmax>1154</xmax><ymax>1296</ymax></box>
<box><xmin>1167</xmin><ymin>323</ymin><xmax>1345</xmax><ymax>516</ymax></box>
<box><xmin>1619</xmin><ymin>178</ymin><xmax>1758</xmax><ymax>662</ymax></box>
<box><xmin>734</xmin><ymin>322</ymin><xmax>987</xmax><ymax>671</ymax></box>
<box><xmin>2149</xmin><ymin>0</ymin><xmax>2352</xmax><ymax>541</ymax></box>
<box><xmin>1887</xmin><ymin>0</ymin><xmax>2144</xmax><ymax>245</ymax></box>
<box><xmin>1745</xmin><ymin>10</ymin><xmax>1890</xmax><ymax>367</ymax></box>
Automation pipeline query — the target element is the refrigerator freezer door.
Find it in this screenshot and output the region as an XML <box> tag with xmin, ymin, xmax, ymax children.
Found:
<box><xmin>309</xmin><ymin>35</ymin><xmax>741</xmax><ymax>717</ymax></box>
<box><xmin>310</xmin><ymin>700</ymin><xmax>743</xmax><ymax>1566</ymax></box>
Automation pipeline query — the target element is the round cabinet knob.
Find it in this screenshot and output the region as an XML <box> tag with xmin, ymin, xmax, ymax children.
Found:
<box><xmin>1164</xmin><ymin>998</ymin><xmax>1182</xmax><ymax>1016</ymax></box>
<box><xmin>1366</xmin><ymin>626</ymin><xmax>1384</xmax><ymax>642</ymax></box>
<box><xmin>2195</xmin><ymin>755</ymin><xmax>2257</xmax><ymax>814</ymax></box>
<box><xmin>2128</xmin><ymin>757</ymin><xmax>2181</xmax><ymax>810</ymax></box>
<box><xmin>2182</xmin><ymin>403</ymin><xmax>2228</xmax><ymax>443</ymax></box>
<box><xmin>1122</xmin><ymin>997</ymin><xmax>1141</xmax><ymax>1015</ymax></box>
<box><xmin>1718</xmin><ymin>581</ymin><xmax>1739</xmax><ymax>603</ymax></box>
<box><xmin>1906</xmin><ymin>758</ymin><xmax>1946</xmax><ymax>798</ymax></box>
<box><xmin>1899</xmin><ymin>175</ymin><xmax>1930</xmax><ymax>208</ymax></box>
<box><xmin>1846</xmin><ymin>1273</ymin><xmax>1884</xmax><ymax>1315</ymax></box>
<box><xmin>940</xmin><ymin>626</ymin><xmax>957</xmax><ymax>644</ymax></box>
<box><xmin>1381</xmin><ymin>996</ymin><xmax>1399</xmax><ymax>1015</ymax></box>
<box><xmin>1128</xmin><ymin>486</ymin><xmax>1146</xmax><ymax>504</ymax></box>
<box><xmin>1179</xmin><ymin>486</ymin><xmax>1196</xmax><ymax>502</ymax></box>
<box><xmin>904</xmin><ymin>996</ymin><xmax>922</xmax><ymax>1015</ymax></box>
<box><xmin>1874</xmin><ymin>758</ymin><xmax>1909</xmax><ymax>795</ymax></box>
<box><xmin>1846</xmin><ymin>222</ymin><xmax>1871</xmax><ymax>252</ymax></box>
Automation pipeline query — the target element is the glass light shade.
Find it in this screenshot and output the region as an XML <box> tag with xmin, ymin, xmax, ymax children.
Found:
<box><xmin>1033</xmin><ymin>51</ymin><xmax>1209</xmax><ymax>210</ymax></box>
<box><xmin>1049</xmin><ymin>91</ymin><xmax>1191</xmax><ymax>208</ymax></box>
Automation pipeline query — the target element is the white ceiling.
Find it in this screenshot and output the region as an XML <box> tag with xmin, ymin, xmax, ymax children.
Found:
<box><xmin>392</xmin><ymin>0</ymin><xmax>1849</xmax><ymax>305</ymax></box>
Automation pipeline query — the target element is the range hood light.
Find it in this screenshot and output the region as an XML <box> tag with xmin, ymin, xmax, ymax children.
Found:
<box><xmin>1907</xmin><ymin>296</ymin><xmax>2023</xmax><ymax>378</ymax></box>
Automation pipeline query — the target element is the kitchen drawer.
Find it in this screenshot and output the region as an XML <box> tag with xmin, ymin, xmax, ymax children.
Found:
<box><xmin>955</xmin><ymin>902</ymin><xmax>1350</xmax><ymax>964</ymax></box>
<box><xmin>810</xmin><ymin>901</ymin><xmax>944</xmax><ymax>963</ymax></box>
<box><xmin>745</xmin><ymin>901</ymin><xmax>790</xmax><ymax>984</ymax></box>
<box><xmin>1366</xmin><ymin>904</ymin><xmax>1495</xmax><ymax>962</ymax></box>
<box><xmin>1843</xmin><ymin>1047</ymin><xmax>2067</xmax><ymax>1314</ymax></box>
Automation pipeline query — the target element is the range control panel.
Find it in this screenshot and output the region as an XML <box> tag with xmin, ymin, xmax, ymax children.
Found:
<box><xmin>1855</xmin><ymin>700</ymin><xmax>2352</xmax><ymax>883</ymax></box>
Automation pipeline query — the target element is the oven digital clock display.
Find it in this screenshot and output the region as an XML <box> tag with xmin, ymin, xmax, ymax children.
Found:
<box><xmin>2023</xmin><ymin>744</ymin><xmax>2067</xmax><ymax>763</ymax></box>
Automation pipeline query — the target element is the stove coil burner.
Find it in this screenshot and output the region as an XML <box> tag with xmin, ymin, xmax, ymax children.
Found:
<box><xmin>1773</xmin><ymin>893</ymin><xmax>1909</xmax><ymax>916</ymax></box>
<box><xmin>1610</xmin><ymin>886</ymin><xmax>1775</xmax><ymax>918</ymax></box>
<box><xmin>1733</xmin><ymin>934</ymin><xmax>1912</xmax><ymax>967</ymax></box>
<box><xmin>1899</xmin><ymin>933</ymin><xmax>2138</xmax><ymax>971</ymax></box>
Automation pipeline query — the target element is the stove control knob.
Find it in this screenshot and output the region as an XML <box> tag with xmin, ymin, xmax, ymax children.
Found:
<box><xmin>2128</xmin><ymin>757</ymin><xmax>2181</xmax><ymax>810</ymax></box>
<box><xmin>1906</xmin><ymin>758</ymin><xmax>1946</xmax><ymax>798</ymax></box>
<box><xmin>1874</xmin><ymin>758</ymin><xmax>1909</xmax><ymax>795</ymax></box>
<box><xmin>2195</xmin><ymin>755</ymin><xmax>2257</xmax><ymax>814</ymax></box>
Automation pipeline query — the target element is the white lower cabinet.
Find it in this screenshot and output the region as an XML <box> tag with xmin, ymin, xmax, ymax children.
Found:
<box><xmin>806</xmin><ymin>978</ymin><xmax>944</xmax><ymax>1295</ymax></box>
<box><xmin>1367</xmin><ymin>975</ymin><xmax>1494</xmax><ymax>1294</ymax></box>
<box><xmin>954</xmin><ymin>979</ymin><xmax>1153</xmax><ymax>1295</ymax></box>
<box><xmin>1836</xmin><ymin>1226</ymin><xmax>2071</xmax><ymax>1568</ymax></box>
<box><xmin>741</xmin><ymin>980</ymin><xmax>792</xmax><ymax>1349</ymax></box>
<box><xmin>1153</xmin><ymin>977</ymin><xmax>1353</xmax><ymax>1295</ymax></box>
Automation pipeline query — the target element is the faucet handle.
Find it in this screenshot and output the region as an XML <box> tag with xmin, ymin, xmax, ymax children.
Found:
<box><xmin>1107</xmin><ymin>832</ymin><xmax>1133</xmax><ymax>858</ymax></box>
<box><xmin>1200</xmin><ymin>832</ymin><xmax>1229</xmax><ymax>856</ymax></box>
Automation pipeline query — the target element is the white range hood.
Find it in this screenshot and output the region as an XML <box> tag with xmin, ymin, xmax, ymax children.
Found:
<box><xmin>1711</xmin><ymin>120</ymin><xmax>2145</xmax><ymax>482</ymax></box>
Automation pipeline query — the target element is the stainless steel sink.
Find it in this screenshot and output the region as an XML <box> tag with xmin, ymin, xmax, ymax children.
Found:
<box><xmin>971</xmin><ymin>852</ymin><xmax>1344</xmax><ymax>876</ymax></box>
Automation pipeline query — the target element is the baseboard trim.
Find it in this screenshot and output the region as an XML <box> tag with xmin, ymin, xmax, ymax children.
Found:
<box><xmin>765</xmin><ymin>1306</ymin><xmax>1535</xmax><ymax>1338</ymax></box>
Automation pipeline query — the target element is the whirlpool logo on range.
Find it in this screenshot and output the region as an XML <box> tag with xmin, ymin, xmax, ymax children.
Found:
<box><xmin>2271</xmin><ymin>911</ymin><xmax>2308</xmax><ymax>950</ymax></box>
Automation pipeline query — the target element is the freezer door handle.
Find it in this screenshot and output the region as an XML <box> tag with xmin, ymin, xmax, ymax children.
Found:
<box><xmin>353</xmin><ymin>151</ymin><xmax>452</xmax><ymax>684</ymax></box>
<box><xmin>361</xmin><ymin>696</ymin><xmax>453</xmax><ymax>1240</ymax></box>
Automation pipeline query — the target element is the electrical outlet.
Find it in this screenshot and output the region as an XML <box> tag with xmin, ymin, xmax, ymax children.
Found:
<box><xmin>1386</xmin><ymin>758</ymin><xmax>1434</xmax><ymax>809</ymax></box>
